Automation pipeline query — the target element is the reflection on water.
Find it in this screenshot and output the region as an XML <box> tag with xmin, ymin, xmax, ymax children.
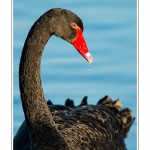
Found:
<box><xmin>13</xmin><ymin>0</ymin><xmax>137</xmax><ymax>149</ymax></box>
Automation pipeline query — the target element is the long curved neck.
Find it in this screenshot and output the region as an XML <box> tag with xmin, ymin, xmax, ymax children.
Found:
<box><xmin>19</xmin><ymin>15</ymin><xmax>53</xmax><ymax>126</ymax></box>
<box><xmin>19</xmin><ymin>11</ymin><xmax>69</xmax><ymax>149</ymax></box>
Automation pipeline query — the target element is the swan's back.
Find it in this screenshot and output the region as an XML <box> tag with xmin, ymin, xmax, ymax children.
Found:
<box><xmin>14</xmin><ymin>96</ymin><xmax>135</xmax><ymax>150</ymax></box>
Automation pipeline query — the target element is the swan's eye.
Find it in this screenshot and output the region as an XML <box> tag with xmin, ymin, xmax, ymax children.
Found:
<box><xmin>71</xmin><ymin>23</ymin><xmax>78</xmax><ymax>29</ymax></box>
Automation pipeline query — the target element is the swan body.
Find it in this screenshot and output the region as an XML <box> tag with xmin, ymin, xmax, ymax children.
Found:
<box><xmin>14</xmin><ymin>8</ymin><xmax>135</xmax><ymax>150</ymax></box>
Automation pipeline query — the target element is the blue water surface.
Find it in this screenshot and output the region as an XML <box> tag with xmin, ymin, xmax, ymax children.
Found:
<box><xmin>13</xmin><ymin>0</ymin><xmax>137</xmax><ymax>149</ymax></box>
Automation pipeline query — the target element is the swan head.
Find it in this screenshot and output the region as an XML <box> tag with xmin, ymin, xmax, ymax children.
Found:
<box><xmin>52</xmin><ymin>8</ymin><xmax>93</xmax><ymax>64</ymax></box>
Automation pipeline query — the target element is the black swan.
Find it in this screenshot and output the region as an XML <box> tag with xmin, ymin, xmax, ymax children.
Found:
<box><xmin>13</xmin><ymin>8</ymin><xmax>135</xmax><ymax>150</ymax></box>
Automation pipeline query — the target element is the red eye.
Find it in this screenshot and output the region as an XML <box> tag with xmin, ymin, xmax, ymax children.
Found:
<box><xmin>71</xmin><ymin>23</ymin><xmax>78</xmax><ymax>29</ymax></box>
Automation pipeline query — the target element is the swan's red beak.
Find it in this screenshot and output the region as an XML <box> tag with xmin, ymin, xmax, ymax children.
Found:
<box><xmin>71</xmin><ymin>28</ymin><xmax>93</xmax><ymax>64</ymax></box>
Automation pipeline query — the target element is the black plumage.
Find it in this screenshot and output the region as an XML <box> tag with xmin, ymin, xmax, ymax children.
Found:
<box><xmin>14</xmin><ymin>8</ymin><xmax>135</xmax><ymax>150</ymax></box>
<box><xmin>14</xmin><ymin>96</ymin><xmax>135</xmax><ymax>150</ymax></box>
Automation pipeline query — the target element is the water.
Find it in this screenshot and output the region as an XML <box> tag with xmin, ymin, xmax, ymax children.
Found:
<box><xmin>13</xmin><ymin>0</ymin><xmax>137</xmax><ymax>149</ymax></box>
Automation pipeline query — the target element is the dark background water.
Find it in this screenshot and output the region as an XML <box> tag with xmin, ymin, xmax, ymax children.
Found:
<box><xmin>13</xmin><ymin>0</ymin><xmax>137</xmax><ymax>149</ymax></box>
